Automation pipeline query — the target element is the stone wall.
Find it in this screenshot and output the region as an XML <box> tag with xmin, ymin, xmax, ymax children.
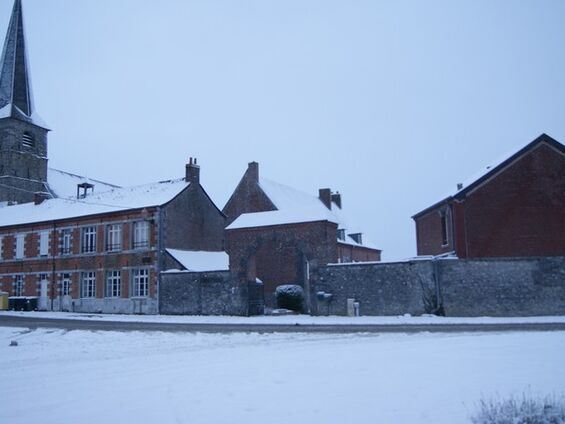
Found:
<box><xmin>311</xmin><ymin>257</ymin><xmax>565</xmax><ymax>317</ymax></box>
<box><xmin>160</xmin><ymin>271</ymin><xmax>251</xmax><ymax>316</ymax></box>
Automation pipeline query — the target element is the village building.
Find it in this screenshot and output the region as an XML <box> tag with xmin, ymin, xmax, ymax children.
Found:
<box><xmin>412</xmin><ymin>134</ymin><xmax>565</xmax><ymax>258</ymax></box>
<box><xmin>223</xmin><ymin>161</ymin><xmax>381</xmax><ymax>306</ymax></box>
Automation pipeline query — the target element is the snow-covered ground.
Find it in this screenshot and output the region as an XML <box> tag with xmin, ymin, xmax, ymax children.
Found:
<box><xmin>2</xmin><ymin>310</ymin><xmax>565</xmax><ymax>325</ymax></box>
<box><xmin>0</xmin><ymin>327</ymin><xmax>563</xmax><ymax>424</ymax></box>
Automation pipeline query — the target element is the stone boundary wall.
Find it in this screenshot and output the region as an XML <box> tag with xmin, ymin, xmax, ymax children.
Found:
<box><xmin>160</xmin><ymin>271</ymin><xmax>249</xmax><ymax>316</ymax></box>
<box><xmin>311</xmin><ymin>257</ymin><xmax>565</xmax><ymax>317</ymax></box>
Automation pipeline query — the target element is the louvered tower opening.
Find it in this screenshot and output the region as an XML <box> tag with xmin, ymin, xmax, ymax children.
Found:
<box><xmin>22</xmin><ymin>132</ymin><xmax>34</xmax><ymax>148</ymax></box>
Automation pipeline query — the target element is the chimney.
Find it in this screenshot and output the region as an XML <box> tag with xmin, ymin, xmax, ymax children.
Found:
<box><xmin>319</xmin><ymin>188</ymin><xmax>332</xmax><ymax>210</ymax></box>
<box><xmin>457</xmin><ymin>183</ymin><xmax>463</xmax><ymax>190</ymax></box>
<box><xmin>247</xmin><ymin>161</ymin><xmax>259</xmax><ymax>183</ymax></box>
<box><xmin>185</xmin><ymin>157</ymin><xmax>200</xmax><ymax>184</ymax></box>
<box><xmin>34</xmin><ymin>192</ymin><xmax>50</xmax><ymax>205</ymax></box>
<box><xmin>331</xmin><ymin>192</ymin><xmax>342</xmax><ymax>209</ymax></box>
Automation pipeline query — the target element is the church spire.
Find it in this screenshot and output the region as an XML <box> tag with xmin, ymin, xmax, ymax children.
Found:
<box><xmin>0</xmin><ymin>0</ymin><xmax>45</xmax><ymax>128</ymax></box>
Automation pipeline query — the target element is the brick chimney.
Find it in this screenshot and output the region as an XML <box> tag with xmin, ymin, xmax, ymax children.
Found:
<box><xmin>331</xmin><ymin>192</ymin><xmax>342</xmax><ymax>209</ymax></box>
<box><xmin>185</xmin><ymin>157</ymin><xmax>200</xmax><ymax>184</ymax></box>
<box><xmin>319</xmin><ymin>188</ymin><xmax>332</xmax><ymax>210</ymax></box>
<box><xmin>247</xmin><ymin>161</ymin><xmax>259</xmax><ymax>183</ymax></box>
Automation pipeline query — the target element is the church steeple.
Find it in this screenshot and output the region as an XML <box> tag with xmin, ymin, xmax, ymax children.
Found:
<box><xmin>0</xmin><ymin>0</ymin><xmax>49</xmax><ymax>205</ymax></box>
<box><xmin>0</xmin><ymin>0</ymin><xmax>45</xmax><ymax>128</ymax></box>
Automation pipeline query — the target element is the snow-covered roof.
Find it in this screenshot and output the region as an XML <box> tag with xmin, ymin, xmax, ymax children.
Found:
<box><xmin>227</xmin><ymin>178</ymin><xmax>339</xmax><ymax>230</ymax></box>
<box><xmin>166</xmin><ymin>249</ymin><xmax>229</xmax><ymax>272</ymax></box>
<box><xmin>0</xmin><ymin>178</ymin><xmax>189</xmax><ymax>228</ymax></box>
<box><xmin>47</xmin><ymin>168</ymin><xmax>120</xmax><ymax>199</ymax></box>
<box><xmin>227</xmin><ymin>178</ymin><xmax>378</xmax><ymax>250</ymax></box>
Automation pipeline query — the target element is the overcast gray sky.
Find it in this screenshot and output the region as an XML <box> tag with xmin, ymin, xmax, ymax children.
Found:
<box><xmin>5</xmin><ymin>0</ymin><xmax>565</xmax><ymax>260</ymax></box>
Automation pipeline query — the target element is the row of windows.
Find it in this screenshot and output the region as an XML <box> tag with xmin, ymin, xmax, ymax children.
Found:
<box><xmin>10</xmin><ymin>269</ymin><xmax>150</xmax><ymax>298</ymax></box>
<box><xmin>0</xmin><ymin>221</ymin><xmax>151</xmax><ymax>260</ymax></box>
<box><xmin>81</xmin><ymin>269</ymin><xmax>150</xmax><ymax>298</ymax></box>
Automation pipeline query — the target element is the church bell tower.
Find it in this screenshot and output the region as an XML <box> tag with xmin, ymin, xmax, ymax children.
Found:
<box><xmin>0</xmin><ymin>0</ymin><xmax>49</xmax><ymax>205</ymax></box>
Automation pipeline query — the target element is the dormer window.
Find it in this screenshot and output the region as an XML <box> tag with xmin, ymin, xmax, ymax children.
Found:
<box><xmin>337</xmin><ymin>229</ymin><xmax>346</xmax><ymax>241</ymax></box>
<box><xmin>22</xmin><ymin>132</ymin><xmax>35</xmax><ymax>149</ymax></box>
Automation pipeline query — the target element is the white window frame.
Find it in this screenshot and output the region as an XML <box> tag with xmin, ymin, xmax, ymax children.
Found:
<box><xmin>80</xmin><ymin>271</ymin><xmax>96</xmax><ymax>298</ymax></box>
<box><xmin>81</xmin><ymin>226</ymin><xmax>97</xmax><ymax>253</ymax></box>
<box><xmin>14</xmin><ymin>275</ymin><xmax>23</xmax><ymax>296</ymax></box>
<box><xmin>61</xmin><ymin>273</ymin><xmax>71</xmax><ymax>296</ymax></box>
<box><xmin>106</xmin><ymin>224</ymin><xmax>122</xmax><ymax>252</ymax></box>
<box><xmin>132</xmin><ymin>221</ymin><xmax>150</xmax><ymax>249</ymax></box>
<box><xmin>105</xmin><ymin>270</ymin><xmax>121</xmax><ymax>298</ymax></box>
<box><xmin>15</xmin><ymin>234</ymin><xmax>25</xmax><ymax>259</ymax></box>
<box><xmin>131</xmin><ymin>268</ymin><xmax>149</xmax><ymax>298</ymax></box>
<box><xmin>61</xmin><ymin>229</ymin><xmax>72</xmax><ymax>255</ymax></box>
<box><xmin>39</xmin><ymin>231</ymin><xmax>49</xmax><ymax>256</ymax></box>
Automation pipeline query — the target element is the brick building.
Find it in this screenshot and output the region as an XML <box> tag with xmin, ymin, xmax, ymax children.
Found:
<box><xmin>0</xmin><ymin>160</ymin><xmax>226</xmax><ymax>314</ymax></box>
<box><xmin>412</xmin><ymin>134</ymin><xmax>565</xmax><ymax>258</ymax></box>
<box><xmin>223</xmin><ymin>162</ymin><xmax>381</xmax><ymax>306</ymax></box>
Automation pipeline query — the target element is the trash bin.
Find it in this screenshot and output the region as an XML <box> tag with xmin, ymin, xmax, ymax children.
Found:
<box><xmin>0</xmin><ymin>292</ymin><xmax>8</xmax><ymax>310</ymax></box>
<box><xmin>9</xmin><ymin>297</ymin><xmax>26</xmax><ymax>311</ymax></box>
<box><xmin>24</xmin><ymin>297</ymin><xmax>38</xmax><ymax>311</ymax></box>
<box><xmin>8</xmin><ymin>297</ymin><xmax>38</xmax><ymax>311</ymax></box>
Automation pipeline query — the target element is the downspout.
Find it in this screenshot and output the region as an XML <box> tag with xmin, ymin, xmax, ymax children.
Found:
<box><xmin>50</xmin><ymin>220</ymin><xmax>56</xmax><ymax>311</ymax></box>
<box><xmin>432</xmin><ymin>257</ymin><xmax>440</xmax><ymax>313</ymax></box>
<box><xmin>156</xmin><ymin>206</ymin><xmax>164</xmax><ymax>314</ymax></box>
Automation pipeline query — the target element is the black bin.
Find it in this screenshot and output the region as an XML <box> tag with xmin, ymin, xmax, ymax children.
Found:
<box><xmin>8</xmin><ymin>297</ymin><xmax>38</xmax><ymax>311</ymax></box>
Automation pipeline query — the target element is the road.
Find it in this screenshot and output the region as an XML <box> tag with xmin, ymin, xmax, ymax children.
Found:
<box><xmin>1</xmin><ymin>314</ymin><xmax>565</xmax><ymax>333</ymax></box>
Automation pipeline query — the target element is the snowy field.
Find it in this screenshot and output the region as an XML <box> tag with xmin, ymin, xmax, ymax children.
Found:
<box><xmin>1</xmin><ymin>327</ymin><xmax>563</xmax><ymax>424</ymax></box>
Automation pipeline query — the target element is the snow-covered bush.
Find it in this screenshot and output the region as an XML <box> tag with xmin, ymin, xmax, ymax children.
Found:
<box><xmin>275</xmin><ymin>284</ymin><xmax>304</xmax><ymax>312</ymax></box>
<box><xmin>470</xmin><ymin>393</ymin><xmax>565</xmax><ymax>424</ymax></box>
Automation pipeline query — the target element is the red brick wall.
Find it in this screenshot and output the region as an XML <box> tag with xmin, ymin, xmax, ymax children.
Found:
<box><xmin>414</xmin><ymin>204</ymin><xmax>454</xmax><ymax>256</ymax></box>
<box><xmin>0</xmin><ymin>208</ymin><xmax>159</xmax><ymax>299</ymax></box>
<box><xmin>460</xmin><ymin>143</ymin><xmax>565</xmax><ymax>257</ymax></box>
<box><xmin>226</xmin><ymin>221</ymin><xmax>339</xmax><ymax>305</ymax></box>
<box><xmin>337</xmin><ymin>243</ymin><xmax>381</xmax><ymax>262</ymax></box>
<box><xmin>415</xmin><ymin>142</ymin><xmax>565</xmax><ymax>258</ymax></box>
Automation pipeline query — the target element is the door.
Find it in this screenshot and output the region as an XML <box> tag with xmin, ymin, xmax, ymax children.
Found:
<box><xmin>38</xmin><ymin>279</ymin><xmax>49</xmax><ymax>311</ymax></box>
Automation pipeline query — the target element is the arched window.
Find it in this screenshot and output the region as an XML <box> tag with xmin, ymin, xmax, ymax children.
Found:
<box><xmin>22</xmin><ymin>132</ymin><xmax>35</xmax><ymax>148</ymax></box>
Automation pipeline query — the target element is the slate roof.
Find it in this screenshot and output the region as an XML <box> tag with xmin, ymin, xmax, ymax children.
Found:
<box><xmin>0</xmin><ymin>0</ymin><xmax>47</xmax><ymax>128</ymax></box>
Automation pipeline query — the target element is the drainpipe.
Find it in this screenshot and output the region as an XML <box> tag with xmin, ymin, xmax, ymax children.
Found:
<box><xmin>156</xmin><ymin>206</ymin><xmax>164</xmax><ymax>314</ymax></box>
<box><xmin>50</xmin><ymin>220</ymin><xmax>56</xmax><ymax>311</ymax></box>
<box><xmin>432</xmin><ymin>256</ymin><xmax>442</xmax><ymax>315</ymax></box>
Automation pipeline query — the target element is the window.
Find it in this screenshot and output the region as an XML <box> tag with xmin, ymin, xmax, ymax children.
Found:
<box><xmin>39</xmin><ymin>231</ymin><xmax>49</xmax><ymax>256</ymax></box>
<box><xmin>15</xmin><ymin>234</ymin><xmax>25</xmax><ymax>259</ymax></box>
<box><xmin>131</xmin><ymin>269</ymin><xmax>149</xmax><ymax>297</ymax></box>
<box><xmin>0</xmin><ymin>236</ymin><xmax>3</xmax><ymax>261</ymax></box>
<box><xmin>441</xmin><ymin>211</ymin><xmax>449</xmax><ymax>246</ymax></box>
<box><xmin>61</xmin><ymin>273</ymin><xmax>71</xmax><ymax>296</ymax></box>
<box><xmin>22</xmin><ymin>132</ymin><xmax>35</xmax><ymax>148</ymax></box>
<box><xmin>337</xmin><ymin>229</ymin><xmax>346</xmax><ymax>241</ymax></box>
<box><xmin>81</xmin><ymin>226</ymin><xmax>97</xmax><ymax>253</ymax></box>
<box><xmin>14</xmin><ymin>275</ymin><xmax>23</xmax><ymax>296</ymax></box>
<box><xmin>105</xmin><ymin>270</ymin><xmax>121</xmax><ymax>298</ymax></box>
<box><xmin>80</xmin><ymin>272</ymin><xmax>96</xmax><ymax>298</ymax></box>
<box><xmin>106</xmin><ymin>224</ymin><xmax>122</xmax><ymax>252</ymax></box>
<box><xmin>132</xmin><ymin>221</ymin><xmax>149</xmax><ymax>249</ymax></box>
<box><xmin>61</xmin><ymin>229</ymin><xmax>72</xmax><ymax>255</ymax></box>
